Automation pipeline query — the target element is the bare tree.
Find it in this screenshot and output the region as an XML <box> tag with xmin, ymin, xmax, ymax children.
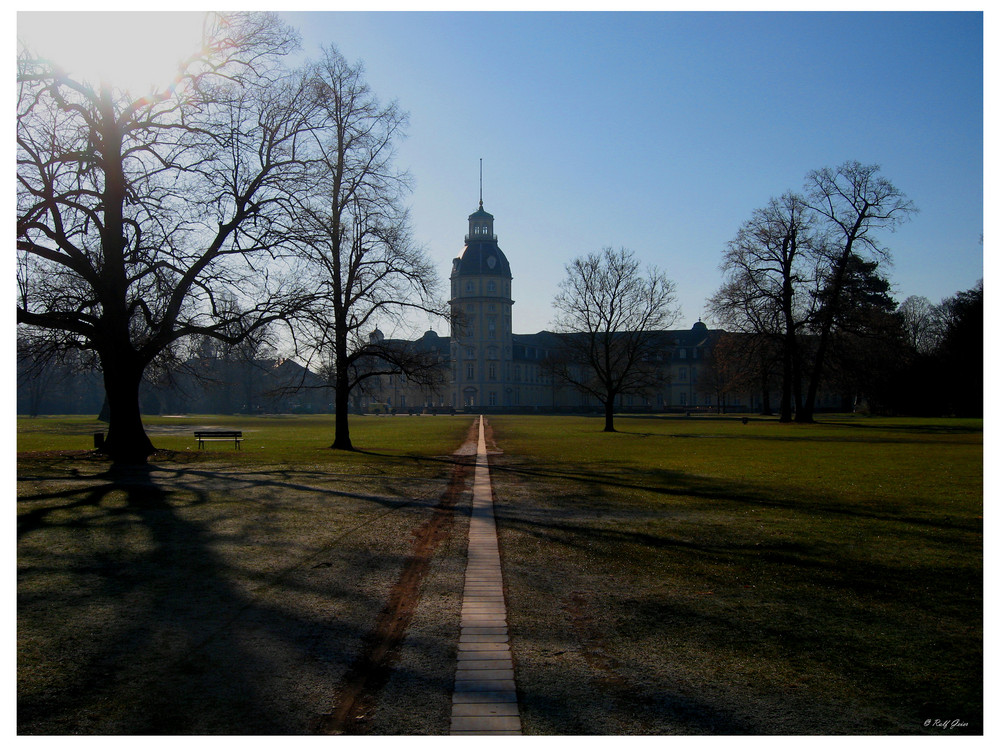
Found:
<box><xmin>291</xmin><ymin>47</ymin><xmax>445</xmax><ymax>450</ymax></box>
<box><xmin>697</xmin><ymin>333</ymin><xmax>761</xmax><ymax>414</ymax></box>
<box><xmin>550</xmin><ymin>247</ymin><xmax>679</xmax><ymax>432</ymax></box>
<box><xmin>897</xmin><ymin>295</ymin><xmax>944</xmax><ymax>355</ymax></box>
<box><xmin>799</xmin><ymin>161</ymin><xmax>916</xmax><ymax>422</ymax></box>
<box><xmin>16</xmin><ymin>13</ymin><xmax>320</xmax><ymax>464</ymax></box>
<box><xmin>708</xmin><ymin>192</ymin><xmax>820</xmax><ymax>421</ymax></box>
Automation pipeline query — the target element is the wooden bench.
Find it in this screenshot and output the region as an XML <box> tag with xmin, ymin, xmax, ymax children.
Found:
<box><xmin>194</xmin><ymin>430</ymin><xmax>243</xmax><ymax>450</ymax></box>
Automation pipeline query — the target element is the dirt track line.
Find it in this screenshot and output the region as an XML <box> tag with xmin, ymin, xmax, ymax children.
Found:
<box><xmin>318</xmin><ymin>422</ymin><xmax>477</xmax><ymax>735</ymax></box>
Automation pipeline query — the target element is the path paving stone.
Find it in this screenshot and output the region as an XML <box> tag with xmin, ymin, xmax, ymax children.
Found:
<box><xmin>455</xmin><ymin>669</ymin><xmax>515</xmax><ymax>681</ymax></box>
<box><xmin>451</xmin><ymin>715</ymin><xmax>523</xmax><ymax>731</ymax></box>
<box><xmin>452</xmin><ymin>690</ymin><xmax>519</xmax><ymax>704</ymax></box>
<box><xmin>458</xmin><ymin>651</ymin><xmax>510</xmax><ymax>663</ymax></box>
<box><xmin>449</xmin><ymin>416</ymin><xmax>522</xmax><ymax>736</ymax></box>
<box><xmin>456</xmin><ymin>665</ymin><xmax>514</xmax><ymax>674</ymax></box>
<box><xmin>451</xmin><ymin>702</ymin><xmax>520</xmax><ymax>717</ymax></box>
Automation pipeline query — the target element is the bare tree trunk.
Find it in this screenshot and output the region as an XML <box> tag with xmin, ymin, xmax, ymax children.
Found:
<box><xmin>331</xmin><ymin>327</ymin><xmax>354</xmax><ymax>450</ymax></box>
<box><xmin>603</xmin><ymin>398</ymin><xmax>616</xmax><ymax>433</ymax></box>
<box><xmin>798</xmin><ymin>260</ymin><xmax>847</xmax><ymax>423</ymax></box>
<box><xmin>332</xmin><ymin>380</ymin><xmax>353</xmax><ymax>450</ymax></box>
<box><xmin>780</xmin><ymin>342</ymin><xmax>794</xmax><ymax>422</ymax></box>
<box><xmin>99</xmin><ymin>353</ymin><xmax>155</xmax><ymax>463</ymax></box>
<box><xmin>760</xmin><ymin>369</ymin><xmax>773</xmax><ymax>416</ymax></box>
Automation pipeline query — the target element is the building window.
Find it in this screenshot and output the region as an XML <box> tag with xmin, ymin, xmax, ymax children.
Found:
<box><xmin>679</xmin><ymin>367</ymin><xmax>688</xmax><ymax>382</ymax></box>
<box><xmin>467</xmin><ymin>363</ymin><xmax>474</xmax><ymax>380</ymax></box>
<box><xmin>487</xmin><ymin>280</ymin><xmax>496</xmax><ymax>294</ymax></box>
<box><xmin>489</xmin><ymin>363</ymin><xmax>496</xmax><ymax>380</ymax></box>
<box><xmin>466</xmin><ymin>281</ymin><xmax>474</xmax><ymax>294</ymax></box>
<box><xmin>489</xmin><ymin>391</ymin><xmax>497</xmax><ymax>406</ymax></box>
<box><xmin>487</xmin><ymin>317</ymin><xmax>496</xmax><ymax>339</ymax></box>
<box><xmin>679</xmin><ymin>348</ymin><xmax>687</xmax><ymax>359</ymax></box>
<box><xmin>680</xmin><ymin>392</ymin><xmax>687</xmax><ymax>406</ymax></box>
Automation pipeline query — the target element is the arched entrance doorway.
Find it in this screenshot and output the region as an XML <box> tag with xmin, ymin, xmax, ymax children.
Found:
<box><xmin>463</xmin><ymin>387</ymin><xmax>477</xmax><ymax>409</ymax></box>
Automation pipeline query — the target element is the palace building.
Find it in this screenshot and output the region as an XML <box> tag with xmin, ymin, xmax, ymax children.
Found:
<box><xmin>17</xmin><ymin>196</ymin><xmax>846</xmax><ymax>417</ymax></box>
<box><xmin>356</xmin><ymin>198</ymin><xmax>760</xmax><ymax>415</ymax></box>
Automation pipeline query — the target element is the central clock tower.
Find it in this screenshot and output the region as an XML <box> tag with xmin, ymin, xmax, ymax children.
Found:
<box><xmin>448</xmin><ymin>199</ymin><xmax>514</xmax><ymax>410</ymax></box>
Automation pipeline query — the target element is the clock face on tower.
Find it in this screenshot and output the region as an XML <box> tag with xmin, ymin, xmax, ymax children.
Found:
<box><xmin>487</xmin><ymin>255</ymin><xmax>497</xmax><ymax>269</ymax></box>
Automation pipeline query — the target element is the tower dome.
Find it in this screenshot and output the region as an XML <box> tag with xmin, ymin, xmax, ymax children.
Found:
<box><xmin>452</xmin><ymin>202</ymin><xmax>511</xmax><ymax>278</ymax></box>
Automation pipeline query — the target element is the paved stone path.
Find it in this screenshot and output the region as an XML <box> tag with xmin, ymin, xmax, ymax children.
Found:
<box><xmin>449</xmin><ymin>416</ymin><xmax>522</xmax><ymax>736</ymax></box>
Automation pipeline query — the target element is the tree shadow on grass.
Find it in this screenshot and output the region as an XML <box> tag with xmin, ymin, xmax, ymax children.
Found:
<box><xmin>16</xmin><ymin>461</ymin><xmax>460</xmax><ymax>734</ymax></box>
<box><xmin>605</xmin><ymin>414</ymin><xmax>983</xmax><ymax>445</ymax></box>
<box><xmin>487</xmin><ymin>453</ymin><xmax>982</xmax><ymax>735</ymax></box>
<box><xmin>485</xmin><ymin>456</ymin><xmax>980</xmax><ymax>534</ymax></box>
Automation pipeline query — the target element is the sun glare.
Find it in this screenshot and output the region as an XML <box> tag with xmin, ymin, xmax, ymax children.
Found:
<box><xmin>17</xmin><ymin>11</ymin><xmax>208</xmax><ymax>95</ymax></box>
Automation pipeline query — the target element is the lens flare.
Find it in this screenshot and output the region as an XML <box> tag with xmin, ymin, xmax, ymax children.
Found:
<box><xmin>18</xmin><ymin>11</ymin><xmax>207</xmax><ymax>95</ymax></box>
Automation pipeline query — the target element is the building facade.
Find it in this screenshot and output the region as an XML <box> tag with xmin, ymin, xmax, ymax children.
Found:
<box><xmin>15</xmin><ymin>199</ymin><xmax>845</xmax><ymax>417</ymax></box>
<box><xmin>357</xmin><ymin>199</ymin><xmax>778</xmax><ymax>414</ymax></box>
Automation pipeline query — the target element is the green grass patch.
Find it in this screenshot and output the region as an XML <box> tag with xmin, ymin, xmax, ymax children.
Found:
<box><xmin>17</xmin><ymin>413</ymin><xmax>476</xmax><ymax>734</ymax></box>
<box><xmin>487</xmin><ymin>413</ymin><xmax>982</xmax><ymax>734</ymax></box>
<box><xmin>17</xmin><ymin>413</ymin><xmax>471</xmax><ymax>468</ymax></box>
<box><xmin>17</xmin><ymin>412</ymin><xmax>983</xmax><ymax>734</ymax></box>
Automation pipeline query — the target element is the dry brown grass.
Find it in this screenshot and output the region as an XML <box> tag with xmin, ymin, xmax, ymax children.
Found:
<box><xmin>17</xmin><ymin>420</ymin><xmax>475</xmax><ymax>735</ymax></box>
<box><xmin>488</xmin><ymin>414</ymin><xmax>982</xmax><ymax>735</ymax></box>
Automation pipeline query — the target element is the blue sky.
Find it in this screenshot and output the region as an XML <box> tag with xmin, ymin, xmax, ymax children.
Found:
<box><xmin>282</xmin><ymin>9</ymin><xmax>983</xmax><ymax>336</ymax></box>
<box><xmin>14</xmin><ymin>8</ymin><xmax>984</xmax><ymax>337</ymax></box>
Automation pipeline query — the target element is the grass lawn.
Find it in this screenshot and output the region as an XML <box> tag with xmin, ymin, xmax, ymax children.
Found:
<box><xmin>486</xmin><ymin>413</ymin><xmax>983</xmax><ymax>735</ymax></box>
<box><xmin>17</xmin><ymin>412</ymin><xmax>470</xmax><ymax>464</ymax></box>
<box><xmin>17</xmin><ymin>412</ymin><xmax>983</xmax><ymax>734</ymax></box>
<box><xmin>17</xmin><ymin>414</ymin><xmax>477</xmax><ymax>735</ymax></box>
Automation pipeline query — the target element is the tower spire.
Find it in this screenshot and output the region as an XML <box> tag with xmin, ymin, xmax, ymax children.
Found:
<box><xmin>479</xmin><ymin>158</ymin><xmax>483</xmax><ymax>209</ymax></box>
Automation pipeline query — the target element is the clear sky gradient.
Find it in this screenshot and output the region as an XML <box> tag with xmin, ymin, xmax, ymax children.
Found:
<box><xmin>282</xmin><ymin>9</ymin><xmax>983</xmax><ymax>337</ymax></box>
<box><xmin>14</xmin><ymin>8</ymin><xmax>984</xmax><ymax>338</ymax></box>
